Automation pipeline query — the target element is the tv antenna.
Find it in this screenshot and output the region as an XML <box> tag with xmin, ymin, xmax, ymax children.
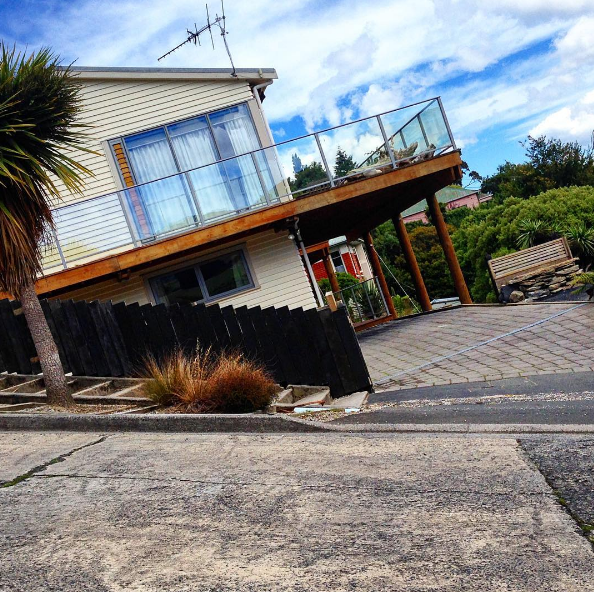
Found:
<box><xmin>158</xmin><ymin>1</ymin><xmax>237</xmax><ymax>76</ymax></box>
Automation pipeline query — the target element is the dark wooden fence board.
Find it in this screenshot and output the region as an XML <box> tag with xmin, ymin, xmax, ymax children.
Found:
<box><xmin>0</xmin><ymin>300</ymin><xmax>21</xmax><ymax>373</ymax></box>
<box><xmin>0</xmin><ymin>300</ymin><xmax>32</xmax><ymax>374</ymax></box>
<box><xmin>49</xmin><ymin>300</ymin><xmax>85</xmax><ymax>376</ymax></box>
<box><xmin>0</xmin><ymin>296</ymin><xmax>370</xmax><ymax>397</ymax></box>
<box><xmin>74</xmin><ymin>300</ymin><xmax>110</xmax><ymax>377</ymax></box>
<box><xmin>248</xmin><ymin>306</ymin><xmax>284</xmax><ymax>384</ymax></box>
<box><xmin>62</xmin><ymin>299</ymin><xmax>96</xmax><ymax>376</ymax></box>
<box><xmin>304</xmin><ymin>307</ymin><xmax>346</xmax><ymax>397</ymax></box>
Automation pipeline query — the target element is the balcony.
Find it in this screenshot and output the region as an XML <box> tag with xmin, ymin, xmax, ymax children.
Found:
<box><xmin>41</xmin><ymin>97</ymin><xmax>457</xmax><ymax>274</ymax></box>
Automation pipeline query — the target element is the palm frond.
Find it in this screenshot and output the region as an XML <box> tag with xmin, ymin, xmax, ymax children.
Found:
<box><xmin>0</xmin><ymin>43</ymin><xmax>94</xmax><ymax>295</ymax></box>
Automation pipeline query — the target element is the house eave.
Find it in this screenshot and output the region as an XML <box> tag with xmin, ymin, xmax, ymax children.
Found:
<box><xmin>69</xmin><ymin>66</ymin><xmax>278</xmax><ymax>84</ymax></box>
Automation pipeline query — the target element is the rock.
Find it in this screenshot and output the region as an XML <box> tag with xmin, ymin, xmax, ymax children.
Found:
<box><xmin>557</xmin><ymin>265</ymin><xmax>580</xmax><ymax>275</ymax></box>
<box><xmin>526</xmin><ymin>289</ymin><xmax>550</xmax><ymax>300</ymax></box>
<box><xmin>508</xmin><ymin>290</ymin><xmax>525</xmax><ymax>303</ymax></box>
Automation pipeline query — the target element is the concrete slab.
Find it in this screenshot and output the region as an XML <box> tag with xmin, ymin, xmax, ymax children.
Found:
<box><xmin>1</xmin><ymin>432</ymin><xmax>593</xmax><ymax>590</ymax></box>
<box><xmin>0</xmin><ymin>431</ymin><xmax>104</xmax><ymax>484</ymax></box>
<box><xmin>330</xmin><ymin>391</ymin><xmax>369</xmax><ymax>409</ymax></box>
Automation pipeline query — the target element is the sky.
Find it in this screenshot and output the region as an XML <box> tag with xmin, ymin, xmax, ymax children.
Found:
<box><xmin>2</xmin><ymin>0</ymin><xmax>594</xmax><ymax>179</ymax></box>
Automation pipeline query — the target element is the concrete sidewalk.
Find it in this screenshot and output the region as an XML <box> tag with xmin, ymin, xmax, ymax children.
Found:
<box><xmin>1</xmin><ymin>431</ymin><xmax>593</xmax><ymax>591</ymax></box>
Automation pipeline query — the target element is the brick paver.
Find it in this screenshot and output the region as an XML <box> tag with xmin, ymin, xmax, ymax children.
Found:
<box><xmin>359</xmin><ymin>303</ymin><xmax>594</xmax><ymax>391</ymax></box>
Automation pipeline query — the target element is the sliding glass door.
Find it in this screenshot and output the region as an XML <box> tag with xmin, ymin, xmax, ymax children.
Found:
<box><xmin>116</xmin><ymin>102</ymin><xmax>276</xmax><ymax>239</ymax></box>
<box><xmin>123</xmin><ymin>128</ymin><xmax>198</xmax><ymax>237</ymax></box>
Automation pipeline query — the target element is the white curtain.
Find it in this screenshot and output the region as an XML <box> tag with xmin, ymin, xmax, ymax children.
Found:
<box><xmin>169</xmin><ymin>122</ymin><xmax>235</xmax><ymax>221</ymax></box>
<box><xmin>125</xmin><ymin>132</ymin><xmax>196</xmax><ymax>237</ymax></box>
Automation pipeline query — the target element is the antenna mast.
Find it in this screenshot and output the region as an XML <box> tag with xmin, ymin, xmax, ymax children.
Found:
<box><xmin>158</xmin><ymin>1</ymin><xmax>237</xmax><ymax>76</ymax></box>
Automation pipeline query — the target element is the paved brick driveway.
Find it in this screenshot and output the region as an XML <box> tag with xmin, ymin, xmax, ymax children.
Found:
<box><xmin>359</xmin><ymin>303</ymin><xmax>594</xmax><ymax>391</ymax></box>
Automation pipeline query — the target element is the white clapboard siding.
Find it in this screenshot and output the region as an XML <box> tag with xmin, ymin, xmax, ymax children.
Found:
<box><xmin>53</xmin><ymin>230</ymin><xmax>318</xmax><ymax>311</ymax></box>
<box><xmin>54</xmin><ymin>77</ymin><xmax>256</xmax><ymax>205</ymax></box>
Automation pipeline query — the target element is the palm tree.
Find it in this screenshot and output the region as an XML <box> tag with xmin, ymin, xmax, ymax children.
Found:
<box><xmin>0</xmin><ymin>45</ymin><xmax>92</xmax><ymax>407</ymax></box>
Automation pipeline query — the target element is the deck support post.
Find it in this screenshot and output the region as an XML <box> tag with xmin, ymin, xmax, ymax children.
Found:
<box><xmin>322</xmin><ymin>249</ymin><xmax>341</xmax><ymax>297</ymax></box>
<box><xmin>392</xmin><ymin>215</ymin><xmax>432</xmax><ymax>312</ymax></box>
<box><xmin>364</xmin><ymin>232</ymin><xmax>398</xmax><ymax>318</ymax></box>
<box><xmin>426</xmin><ymin>193</ymin><xmax>472</xmax><ymax>304</ymax></box>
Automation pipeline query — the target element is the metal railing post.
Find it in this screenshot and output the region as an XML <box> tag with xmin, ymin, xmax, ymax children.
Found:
<box><xmin>52</xmin><ymin>228</ymin><xmax>68</xmax><ymax>269</ymax></box>
<box><xmin>251</xmin><ymin>151</ymin><xmax>272</xmax><ymax>205</ymax></box>
<box><xmin>116</xmin><ymin>190</ymin><xmax>142</xmax><ymax>247</ymax></box>
<box><xmin>377</xmin><ymin>115</ymin><xmax>397</xmax><ymax>169</ymax></box>
<box><xmin>315</xmin><ymin>133</ymin><xmax>335</xmax><ymax>188</ymax></box>
<box><xmin>437</xmin><ymin>96</ymin><xmax>457</xmax><ymax>150</ymax></box>
<box><xmin>417</xmin><ymin>114</ymin><xmax>430</xmax><ymax>148</ymax></box>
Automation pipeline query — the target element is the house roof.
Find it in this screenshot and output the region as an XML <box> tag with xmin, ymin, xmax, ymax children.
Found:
<box><xmin>69</xmin><ymin>66</ymin><xmax>277</xmax><ymax>83</ymax></box>
<box><xmin>400</xmin><ymin>185</ymin><xmax>479</xmax><ymax>217</ymax></box>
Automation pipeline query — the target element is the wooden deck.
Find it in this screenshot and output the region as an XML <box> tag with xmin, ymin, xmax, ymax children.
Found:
<box><xmin>25</xmin><ymin>151</ymin><xmax>462</xmax><ymax>298</ymax></box>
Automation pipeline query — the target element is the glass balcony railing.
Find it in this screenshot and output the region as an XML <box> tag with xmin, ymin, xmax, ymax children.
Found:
<box><xmin>41</xmin><ymin>97</ymin><xmax>456</xmax><ymax>273</ymax></box>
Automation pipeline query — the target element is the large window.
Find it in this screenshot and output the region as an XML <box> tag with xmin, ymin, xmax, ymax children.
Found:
<box><xmin>149</xmin><ymin>249</ymin><xmax>254</xmax><ymax>306</ymax></box>
<box><xmin>112</xmin><ymin>103</ymin><xmax>277</xmax><ymax>239</ymax></box>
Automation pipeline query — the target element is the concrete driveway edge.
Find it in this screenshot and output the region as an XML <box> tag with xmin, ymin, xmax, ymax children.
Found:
<box><xmin>0</xmin><ymin>412</ymin><xmax>329</xmax><ymax>433</ymax></box>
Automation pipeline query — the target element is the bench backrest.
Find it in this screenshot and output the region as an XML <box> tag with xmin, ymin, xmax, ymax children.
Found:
<box><xmin>488</xmin><ymin>237</ymin><xmax>574</xmax><ymax>291</ymax></box>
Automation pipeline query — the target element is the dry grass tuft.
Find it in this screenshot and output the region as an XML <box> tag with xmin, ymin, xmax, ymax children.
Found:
<box><xmin>143</xmin><ymin>347</ymin><xmax>276</xmax><ymax>413</ymax></box>
<box><xmin>208</xmin><ymin>352</ymin><xmax>277</xmax><ymax>413</ymax></box>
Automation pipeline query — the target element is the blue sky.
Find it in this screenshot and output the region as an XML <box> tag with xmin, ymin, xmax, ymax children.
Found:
<box><xmin>2</xmin><ymin>0</ymin><xmax>594</xmax><ymax>181</ymax></box>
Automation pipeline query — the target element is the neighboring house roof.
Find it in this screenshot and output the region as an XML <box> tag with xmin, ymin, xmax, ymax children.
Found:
<box><xmin>329</xmin><ymin>235</ymin><xmax>363</xmax><ymax>248</ymax></box>
<box><xmin>69</xmin><ymin>66</ymin><xmax>277</xmax><ymax>83</ymax></box>
<box><xmin>401</xmin><ymin>186</ymin><xmax>482</xmax><ymax>218</ymax></box>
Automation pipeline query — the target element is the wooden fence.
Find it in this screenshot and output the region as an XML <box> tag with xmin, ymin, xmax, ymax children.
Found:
<box><xmin>0</xmin><ymin>299</ymin><xmax>371</xmax><ymax>398</ymax></box>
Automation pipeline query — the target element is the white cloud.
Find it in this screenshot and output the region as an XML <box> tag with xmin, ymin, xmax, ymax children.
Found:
<box><xmin>555</xmin><ymin>16</ymin><xmax>594</xmax><ymax>66</ymax></box>
<box><xmin>529</xmin><ymin>91</ymin><xmax>594</xmax><ymax>143</ymax></box>
<box><xmin>3</xmin><ymin>0</ymin><xmax>594</xmax><ymax>161</ymax></box>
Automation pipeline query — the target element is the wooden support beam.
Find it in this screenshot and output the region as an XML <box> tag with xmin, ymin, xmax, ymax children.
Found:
<box><xmin>322</xmin><ymin>249</ymin><xmax>341</xmax><ymax>295</ymax></box>
<box><xmin>363</xmin><ymin>232</ymin><xmax>398</xmax><ymax>318</ymax></box>
<box><xmin>392</xmin><ymin>215</ymin><xmax>432</xmax><ymax>312</ymax></box>
<box><xmin>426</xmin><ymin>193</ymin><xmax>472</xmax><ymax>305</ymax></box>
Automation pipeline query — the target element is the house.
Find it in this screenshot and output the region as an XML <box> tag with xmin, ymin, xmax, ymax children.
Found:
<box><xmin>311</xmin><ymin>237</ymin><xmax>373</xmax><ymax>283</ymax></box>
<box><xmin>13</xmin><ymin>66</ymin><xmax>471</xmax><ymax>323</ymax></box>
<box><xmin>401</xmin><ymin>186</ymin><xmax>492</xmax><ymax>224</ymax></box>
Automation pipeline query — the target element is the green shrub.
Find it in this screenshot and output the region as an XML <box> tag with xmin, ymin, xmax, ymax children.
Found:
<box><xmin>454</xmin><ymin>186</ymin><xmax>594</xmax><ymax>301</ymax></box>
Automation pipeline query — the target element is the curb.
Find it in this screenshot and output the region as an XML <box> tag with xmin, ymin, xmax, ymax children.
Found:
<box><xmin>1</xmin><ymin>413</ymin><xmax>594</xmax><ymax>434</ymax></box>
<box><xmin>0</xmin><ymin>413</ymin><xmax>328</xmax><ymax>433</ymax></box>
<box><xmin>326</xmin><ymin>423</ymin><xmax>594</xmax><ymax>434</ymax></box>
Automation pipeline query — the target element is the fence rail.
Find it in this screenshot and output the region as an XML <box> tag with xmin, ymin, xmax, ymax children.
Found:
<box><xmin>334</xmin><ymin>277</ymin><xmax>389</xmax><ymax>324</ymax></box>
<box><xmin>0</xmin><ymin>299</ymin><xmax>371</xmax><ymax>398</ymax></box>
<box><xmin>42</xmin><ymin>96</ymin><xmax>456</xmax><ymax>273</ymax></box>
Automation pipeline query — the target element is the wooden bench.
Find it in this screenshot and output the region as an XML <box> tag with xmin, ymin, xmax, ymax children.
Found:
<box><xmin>488</xmin><ymin>237</ymin><xmax>577</xmax><ymax>294</ymax></box>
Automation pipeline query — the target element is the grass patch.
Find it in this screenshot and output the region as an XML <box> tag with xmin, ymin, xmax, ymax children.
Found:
<box><xmin>143</xmin><ymin>347</ymin><xmax>276</xmax><ymax>414</ymax></box>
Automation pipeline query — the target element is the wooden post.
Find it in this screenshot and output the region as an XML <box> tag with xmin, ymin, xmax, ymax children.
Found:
<box><xmin>363</xmin><ymin>232</ymin><xmax>398</xmax><ymax>318</ymax></box>
<box><xmin>392</xmin><ymin>215</ymin><xmax>432</xmax><ymax>312</ymax></box>
<box><xmin>322</xmin><ymin>249</ymin><xmax>341</xmax><ymax>295</ymax></box>
<box><xmin>427</xmin><ymin>193</ymin><xmax>472</xmax><ymax>304</ymax></box>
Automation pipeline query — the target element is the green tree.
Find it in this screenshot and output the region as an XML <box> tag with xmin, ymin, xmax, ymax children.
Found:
<box><xmin>482</xmin><ymin>136</ymin><xmax>594</xmax><ymax>201</ymax></box>
<box><xmin>0</xmin><ymin>46</ymin><xmax>92</xmax><ymax>407</ymax></box>
<box><xmin>454</xmin><ymin>186</ymin><xmax>594</xmax><ymax>301</ymax></box>
<box><xmin>289</xmin><ymin>161</ymin><xmax>328</xmax><ymax>193</ymax></box>
<box><xmin>334</xmin><ymin>147</ymin><xmax>356</xmax><ymax>178</ymax></box>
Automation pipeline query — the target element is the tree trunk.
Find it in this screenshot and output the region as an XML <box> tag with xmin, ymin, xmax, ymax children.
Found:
<box><xmin>19</xmin><ymin>280</ymin><xmax>74</xmax><ymax>408</ymax></box>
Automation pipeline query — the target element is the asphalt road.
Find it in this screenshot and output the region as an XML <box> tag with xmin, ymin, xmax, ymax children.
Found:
<box><xmin>520</xmin><ymin>436</ymin><xmax>594</xmax><ymax>533</ymax></box>
<box><xmin>369</xmin><ymin>372</ymin><xmax>594</xmax><ymax>404</ymax></box>
<box><xmin>1</xmin><ymin>431</ymin><xmax>593</xmax><ymax>591</ymax></box>
<box><xmin>336</xmin><ymin>399</ymin><xmax>594</xmax><ymax>425</ymax></box>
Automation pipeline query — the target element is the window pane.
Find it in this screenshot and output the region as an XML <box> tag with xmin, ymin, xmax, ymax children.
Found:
<box><xmin>209</xmin><ymin>104</ymin><xmax>260</xmax><ymax>158</ymax></box>
<box><xmin>123</xmin><ymin>128</ymin><xmax>198</xmax><ymax>237</ymax></box>
<box><xmin>151</xmin><ymin>268</ymin><xmax>204</xmax><ymax>305</ymax></box>
<box><xmin>167</xmin><ymin>116</ymin><xmax>219</xmax><ymax>169</ymax></box>
<box><xmin>124</xmin><ymin>128</ymin><xmax>178</xmax><ymax>182</ymax></box>
<box><xmin>200</xmin><ymin>252</ymin><xmax>251</xmax><ymax>297</ymax></box>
